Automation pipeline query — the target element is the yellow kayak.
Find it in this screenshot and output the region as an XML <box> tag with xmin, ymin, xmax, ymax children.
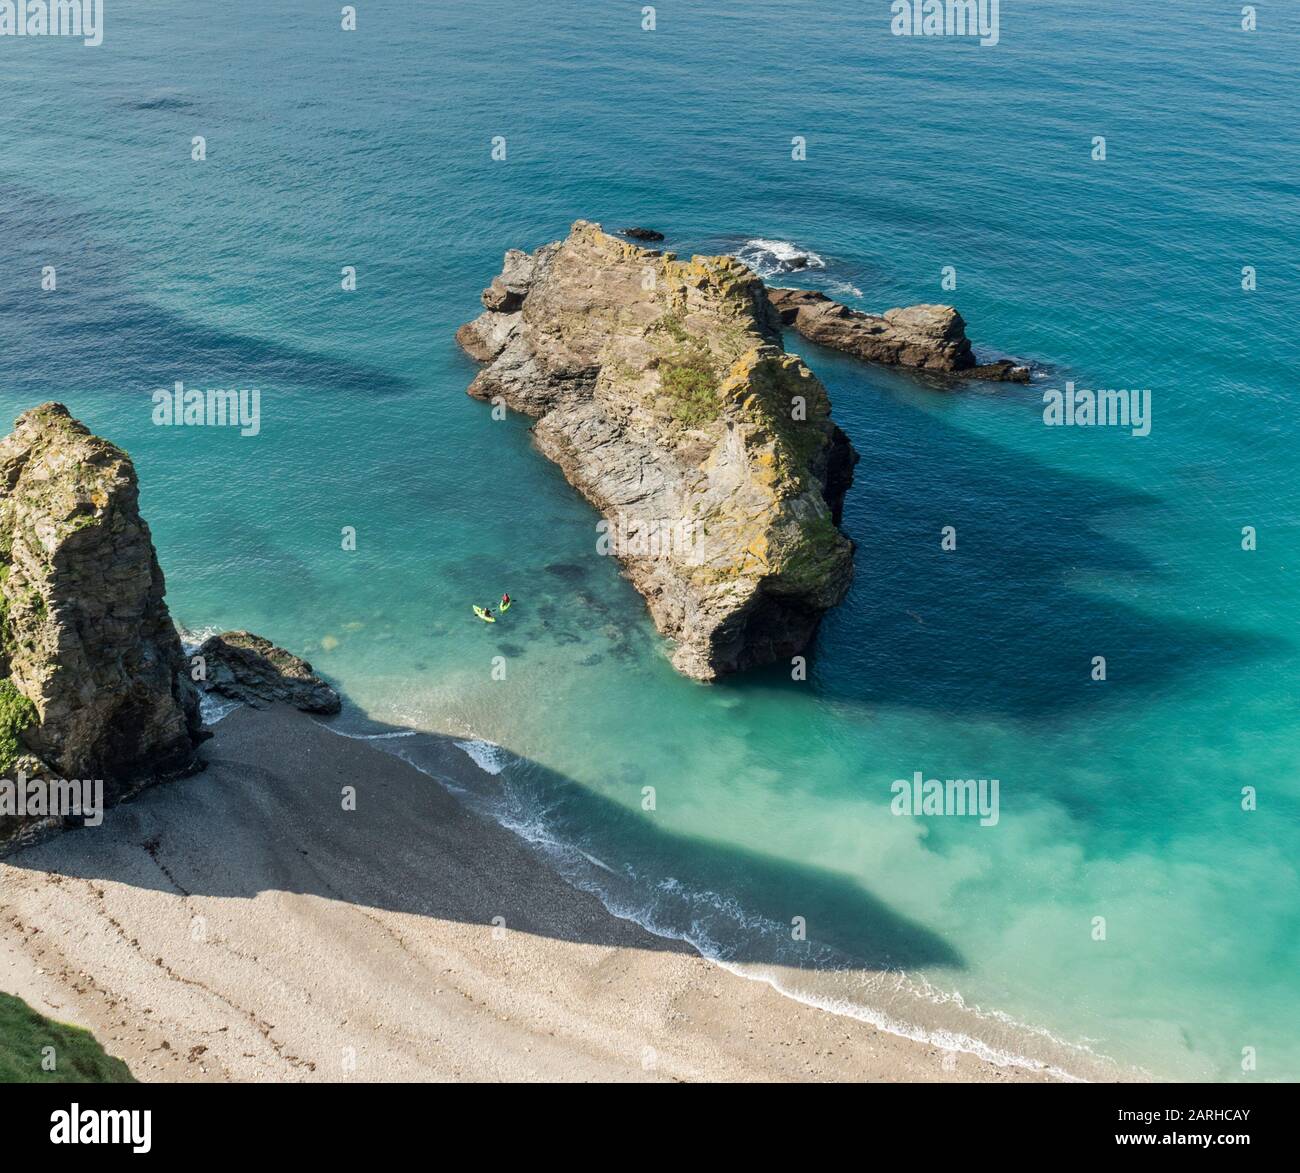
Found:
<box><xmin>473</xmin><ymin>605</ymin><xmax>495</xmax><ymax>623</ymax></box>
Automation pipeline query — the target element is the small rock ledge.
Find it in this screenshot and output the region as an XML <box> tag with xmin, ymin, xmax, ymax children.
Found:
<box><xmin>195</xmin><ymin>631</ymin><xmax>342</xmax><ymax>714</ymax></box>
<box><xmin>768</xmin><ymin>288</ymin><xmax>1030</xmax><ymax>382</ymax></box>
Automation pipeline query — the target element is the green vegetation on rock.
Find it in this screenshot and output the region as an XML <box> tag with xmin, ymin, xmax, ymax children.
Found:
<box><xmin>0</xmin><ymin>679</ymin><xmax>37</xmax><ymax>772</ymax></box>
<box><xmin>0</xmin><ymin>992</ymin><xmax>134</xmax><ymax>1083</ymax></box>
<box><xmin>661</xmin><ymin>350</ymin><xmax>721</xmax><ymax>426</ymax></box>
<box><xmin>653</xmin><ymin>312</ymin><xmax>723</xmax><ymax>426</ymax></box>
<box><xmin>779</xmin><ymin>510</ymin><xmax>846</xmax><ymax>587</ymax></box>
<box><xmin>655</xmin><ymin>311</ymin><xmax>691</xmax><ymax>344</ymax></box>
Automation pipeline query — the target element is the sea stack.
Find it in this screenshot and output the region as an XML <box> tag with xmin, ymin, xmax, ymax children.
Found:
<box><xmin>457</xmin><ymin>221</ymin><xmax>858</xmax><ymax>681</ymax></box>
<box><xmin>0</xmin><ymin>403</ymin><xmax>204</xmax><ymax>848</ymax></box>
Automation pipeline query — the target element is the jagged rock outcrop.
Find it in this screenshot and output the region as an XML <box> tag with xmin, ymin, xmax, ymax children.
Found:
<box><xmin>0</xmin><ymin>404</ymin><xmax>204</xmax><ymax>848</ymax></box>
<box><xmin>457</xmin><ymin>221</ymin><xmax>858</xmax><ymax>680</ymax></box>
<box><xmin>621</xmin><ymin>227</ymin><xmax>665</xmax><ymax>242</ymax></box>
<box><xmin>478</xmin><ymin>247</ymin><xmax>536</xmax><ymax>314</ymax></box>
<box><xmin>194</xmin><ymin>631</ymin><xmax>341</xmax><ymax>714</ymax></box>
<box><xmin>768</xmin><ymin>287</ymin><xmax>1030</xmax><ymax>382</ymax></box>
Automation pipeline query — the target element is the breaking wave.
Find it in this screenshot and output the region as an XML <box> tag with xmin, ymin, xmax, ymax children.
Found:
<box><xmin>734</xmin><ymin>238</ymin><xmax>826</xmax><ymax>279</ymax></box>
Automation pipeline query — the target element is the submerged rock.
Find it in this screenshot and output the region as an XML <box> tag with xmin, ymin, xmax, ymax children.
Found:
<box><xmin>768</xmin><ymin>287</ymin><xmax>1030</xmax><ymax>382</ymax></box>
<box><xmin>0</xmin><ymin>403</ymin><xmax>205</xmax><ymax>848</ymax></box>
<box><xmin>544</xmin><ymin>562</ymin><xmax>588</xmax><ymax>582</ymax></box>
<box><xmin>194</xmin><ymin>631</ymin><xmax>342</xmax><ymax>714</ymax></box>
<box><xmin>458</xmin><ymin>221</ymin><xmax>858</xmax><ymax>681</ymax></box>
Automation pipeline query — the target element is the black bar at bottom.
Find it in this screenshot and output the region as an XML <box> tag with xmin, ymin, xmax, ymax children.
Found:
<box><xmin>0</xmin><ymin>1080</ymin><xmax>1288</xmax><ymax>1158</ymax></box>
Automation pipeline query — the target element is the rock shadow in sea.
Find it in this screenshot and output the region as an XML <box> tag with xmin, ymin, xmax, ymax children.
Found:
<box><xmin>738</xmin><ymin>344</ymin><xmax>1281</xmax><ymax>722</ymax></box>
<box><xmin>6</xmin><ymin>700</ymin><xmax>963</xmax><ymax>977</ymax></box>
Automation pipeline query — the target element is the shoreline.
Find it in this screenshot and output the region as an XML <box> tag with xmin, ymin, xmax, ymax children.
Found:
<box><xmin>1</xmin><ymin>704</ymin><xmax>1069</xmax><ymax>1082</ymax></box>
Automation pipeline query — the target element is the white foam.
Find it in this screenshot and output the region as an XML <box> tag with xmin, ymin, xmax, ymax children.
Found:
<box><xmin>318</xmin><ymin>725</ymin><xmax>417</xmax><ymax>741</ymax></box>
<box><xmin>706</xmin><ymin>955</ymin><xmax>1094</xmax><ymax>1081</ymax></box>
<box><xmin>454</xmin><ymin>738</ymin><xmax>509</xmax><ymax>775</ymax></box>
<box><xmin>176</xmin><ymin>623</ymin><xmax>224</xmax><ymax>656</ymax></box>
<box><xmin>735</xmin><ymin>238</ymin><xmax>826</xmax><ymax>279</ymax></box>
<box><xmin>198</xmin><ymin>693</ymin><xmax>241</xmax><ymax>726</ymax></box>
<box><xmin>470</xmin><ymin>825</ymin><xmax>1108</xmax><ymax>1081</ymax></box>
<box><xmin>578</xmin><ymin>848</ymin><xmax>616</xmax><ymax>874</ymax></box>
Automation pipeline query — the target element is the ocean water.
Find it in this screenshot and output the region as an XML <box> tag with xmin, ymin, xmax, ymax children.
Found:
<box><xmin>1</xmin><ymin>1</ymin><xmax>1297</xmax><ymax>1080</ymax></box>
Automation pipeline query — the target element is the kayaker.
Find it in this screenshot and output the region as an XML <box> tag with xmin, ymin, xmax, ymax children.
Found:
<box><xmin>501</xmin><ymin>593</ymin><xmax>510</xmax><ymax>609</ymax></box>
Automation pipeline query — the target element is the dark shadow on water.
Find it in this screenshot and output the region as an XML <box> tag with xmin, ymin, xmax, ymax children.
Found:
<box><xmin>3</xmin><ymin>700</ymin><xmax>963</xmax><ymax>977</ymax></box>
<box><xmin>118</xmin><ymin>90</ymin><xmax>198</xmax><ymax>112</ymax></box>
<box><xmin>727</xmin><ymin>338</ymin><xmax>1283</xmax><ymax>719</ymax></box>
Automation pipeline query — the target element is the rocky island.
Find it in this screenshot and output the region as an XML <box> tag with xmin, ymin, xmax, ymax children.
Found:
<box><xmin>457</xmin><ymin>221</ymin><xmax>858</xmax><ymax>681</ymax></box>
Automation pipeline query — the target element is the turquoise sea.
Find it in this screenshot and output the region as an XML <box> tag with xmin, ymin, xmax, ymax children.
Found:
<box><xmin>1</xmin><ymin>1</ymin><xmax>1296</xmax><ymax>1080</ymax></box>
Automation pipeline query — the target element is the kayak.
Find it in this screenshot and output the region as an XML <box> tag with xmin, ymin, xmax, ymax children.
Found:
<box><xmin>473</xmin><ymin>606</ymin><xmax>496</xmax><ymax>623</ymax></box>
<box><xmin>499</xmin><ymin>598</ymin><xmax>511</xmax><ymax>613</ymax></box>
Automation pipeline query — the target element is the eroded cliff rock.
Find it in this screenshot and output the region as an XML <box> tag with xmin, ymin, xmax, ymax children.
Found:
<box><xmin>0</xmin><ymin>403</ymin><xmax>204</xmax><ymax>847</ymax></box>
<box><xmin>768</xmin><ymin>287</ymin><xmax>1030</xmax><ymax>382</ymax></box>
<box><xmin>195</xmin><ymin>631</ymin><xmax>342</xmax><ymax>714</ymax></box>
<box><xmin>457</xmin><ymin>221</ymin><xmax>858</xmax><ymax>680</ymax></box>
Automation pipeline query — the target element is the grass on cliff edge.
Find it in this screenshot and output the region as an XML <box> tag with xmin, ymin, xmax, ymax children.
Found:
<box><xmin>0</xmin><ymin>992</ymin><xmax>135</xmax><ymax>1082</ymax></box>
<box><xmin>0</xmin><ymin>679</ymin><xmax>38</xmax><ymax>773</ymax></box>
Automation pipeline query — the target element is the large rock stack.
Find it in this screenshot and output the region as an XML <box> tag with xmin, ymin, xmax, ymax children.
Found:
<box><xmin>0</xmin><ymin>403</ymin><xmax>204</xmax><ymax>848</ymax></box>
<box><xmin>457</xmin><ymin>221</ymin><xmax>858</xmax><ymax>680</ymax></box>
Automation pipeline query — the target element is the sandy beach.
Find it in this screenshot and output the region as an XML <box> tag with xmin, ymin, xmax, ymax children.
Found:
<box><xmin>0</xmin><ymin>705</ymin><xmax>1050</xmax><ymax>1083</ymax></box>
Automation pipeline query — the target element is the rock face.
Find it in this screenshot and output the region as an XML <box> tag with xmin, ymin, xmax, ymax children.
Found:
<box><xmin>0</xmin><ymin>404</ymin><xmax>204</xmax><ymax>847</ymax></box>
<box><xmin>195</xmin><ymin>631</ymin><xmax>342</xmax><ymax>714</ymax></box>
<box><xmin>458</xmin><ymin>221</ymin><xmax>858</xmax><ymax>680</ymax></box>
<box><xmin>768</xmin><ymin>288</ymin><xmax>1030</xmax><ymax>382</ymax></box>
<box><xmin>477</xmin><ymin>248</ymin><xmax>535</xmax><ymax>314</ymax></box>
